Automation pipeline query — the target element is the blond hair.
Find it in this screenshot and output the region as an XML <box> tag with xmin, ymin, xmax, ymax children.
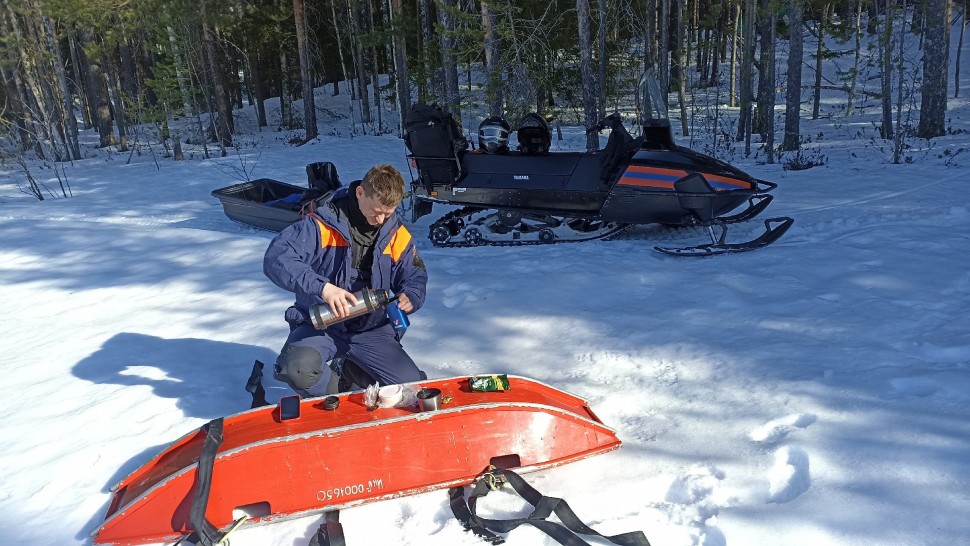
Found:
<box><xmin>361</xmin><ymin>164</ymin><xmax>406</xmax><ymax>206</ymax></box>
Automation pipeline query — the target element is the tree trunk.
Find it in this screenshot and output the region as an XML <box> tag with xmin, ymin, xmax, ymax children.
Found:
<box><xmin>166</xmin><ymin>25</ymin><xmax>193</xmax><ymax>116</ymax></box>
<box><xmin>782</xmin><ymin>0</ymin><xmax>803</xmax><ymax>152</ymax></box>
<box><xmin>675</xmin><ymin>0</ymin><xmax>689</xmax><ymax>136</ymax></box>
<box><xmin>103</xmin><ymin>48</ymin><xmax>129</xmax><ymax>152</ymax></box>
<box><xmin>66</xmin><ymin>27</ymin><xmax>92</xmax><ymax>129</ymax></box>
<box><xmin>366</xmin><ymin>0</ymin><xmax>383</xmax><ymax>131</ymax></box>
<box><xmin>348</xmin><ymin>0</ymin><xmax>372</xmax><ymax>125</ymax></box>
<box><xmin>438</xmin><ymin>0</ymin><xmax>461</xmax><ymax>120</ymax></box>
<box><xmin>729</xmin><ymin>2</ymin><xmax>741</xmax><ymax>107</ymax></box>
<box><xmin>43</xmin><ymin>17</ymin><xmax>81</xmax><ymax>159</ymax></box>
<box><xmin>418</xmin><ymin>0</ymin><xmax>435</xmax><ymax>102</ymax></box>
<box><xmin>329</xmin><ymin>0</ymin><xmax>354</xmax><ymax>126</ymax></box>
<box><xmin>79</xmin><ymin>29</ymin><xmax>115</xmax><ymax>148</ymax></box>
<box><xmin>598</xmin><ymin>1</ymin><xmax>607</xmax><ymax>116</ymax></box>
<box><xmin>250</xmin><ymin>46</ymin><xmax>268</xmax><ymax>127</ymax></box>
<box><xmin>578</xmin><ymin>0</ymin><xmax>598</xmax><ymax>151</ymax></box>
<box><xmin>847</xmin><ymin>0</ymin><xmax>864</xmax><ymax>115</ymax></box>
<box><xmin>118</xmin><ymin>41</ymin><xmax>139</xmax><ymax>104</ymax></box>
<box><xmin>917</xmin><ymin>0</ymin><xmax>950</xmax><ymax>137</ymax></box>
<box><xmin>481</xmin><ymin>1</ymin><xmax>503</xmax><ymax>116</ymax></box>
<box><xmin>0</xmin><ymin>9</ymin><xmax>33</xmax><ymax>152</ymax></box>
<box><xmin>879</xmin><ymin>0</ymin><xmax>893</xmax><ymax>139</ymax></box>
<box><xmin>660</xmin><ymin>0</ymin><xmax>671</xmax><ymax>94</ymax></box>
<box><xmin>737</xmin><ymin>0</ymin><xmax>755</xmax><ymax>154</ymax></box>
<box><xmin>293</xmin><ymin>0</ymin><xmax>318</xmax><ymax>140</ymax></box>
<box><xmin>645</xmin><ymin>0</ymin><xmax>657</xmax><ymax>72</ymax></box>
<box><xmin>893</xmin><ymin>0</ymin><xmax>907</xmax><ymax>163</ymax></box>
<box><xmin>757</xmin><ymin>4</ymin><xmax>776</xmax><ymax>162</ymax></box>
<box><xmin>202</xmin><ymin>14</ymin><xmax>233</xmax><ymax>148</ymax></box>
<box><xmin>956</xmin><ymin>1</ymin><xmax>965</xmax><ymax>98</ymax></box>
<box><xmin>813</xmin><ymin>3</ymin><xmax>829</xmax><ymax>119</ymax></box>
<box><xmin>280</xmin><ymin>47</ymin><xmax>294</xmax><ymax>128</ymax></box>
<box><xmin>391</xmin><ymin>0</ymin><xmax>411</xmax><ymax>127</ymax></box>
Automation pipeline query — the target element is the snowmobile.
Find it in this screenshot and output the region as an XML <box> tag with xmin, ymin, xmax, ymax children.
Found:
<box><xmin>404</xmin><ymin>95</ymin><xmax>793</xmax><ymax>256</ymax></box>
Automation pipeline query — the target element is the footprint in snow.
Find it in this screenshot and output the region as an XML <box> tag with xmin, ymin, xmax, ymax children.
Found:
<box><xmin>889</xmin><ymin>376</ymin><xmax>938</xmax><ymax>397</ymax></box>
<box><xmin>441</xmin><ymin>282</ymin><xmax>487</xmax><ymax>309</ymax></box>
<box><xmin>749</xmin><ymin>413</ymin><xmax>817</xmax><ymax>445</ymax></box>
<box><xmin>664</xmin><ymin>466</ymin><xmax>727</xmax><ymax>546</ymax></box>
<box><xmin>767</xmin><ymin>446</ymin><xmax>811</xmax><ymax>504</ymax></box>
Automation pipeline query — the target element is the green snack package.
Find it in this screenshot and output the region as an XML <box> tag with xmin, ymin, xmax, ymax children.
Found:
<box><xmin>469</xmin><ymin>374</ymin><xmax>510</xmax><ymax>392</ymax></box>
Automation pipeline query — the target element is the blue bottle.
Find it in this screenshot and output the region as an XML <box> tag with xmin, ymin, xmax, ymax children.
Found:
<box><xmin>385</xmin><ymin>300</ymin><xmax>410</xmax><ymax>334</ymax></box>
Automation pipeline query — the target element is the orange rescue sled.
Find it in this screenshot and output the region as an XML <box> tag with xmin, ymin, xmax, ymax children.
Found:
<box><xmin>92</xmin><ymin>375</ymin><xmax>620</xmax><ymax>545</ymax></box>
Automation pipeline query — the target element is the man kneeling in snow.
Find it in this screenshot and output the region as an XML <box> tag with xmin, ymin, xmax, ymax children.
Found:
<box><xmin>263</xmin><ymin>164</ymin><xmax>428</xmax><ymax>395</ymax></box>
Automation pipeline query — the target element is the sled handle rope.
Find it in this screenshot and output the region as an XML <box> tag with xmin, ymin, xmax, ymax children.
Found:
<box><xmin>449</xmin><ymin>466</ymin><xmax>652</xmax><ymax>546</ymax></box>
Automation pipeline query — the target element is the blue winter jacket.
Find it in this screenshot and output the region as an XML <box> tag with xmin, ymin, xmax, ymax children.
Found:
<box><xmin>263</xmin><ymin>185</ymin><xmax>428</xmax><ymax>332</ymax></box>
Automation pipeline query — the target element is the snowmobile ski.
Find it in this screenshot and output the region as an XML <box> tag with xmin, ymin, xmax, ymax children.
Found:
<box><xmin>654</xmin><ymin>216</ymin><xmax>794</xmax><ymax>256</ymax></box>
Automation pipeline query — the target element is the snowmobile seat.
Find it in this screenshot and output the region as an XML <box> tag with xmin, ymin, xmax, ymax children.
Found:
<box><xmin>673</xmin><ymin>173</ymin><xmax>718</xmax><ymax>222</ymax></box>
<box><xmin>306</xmin><ymin>161</ymin><xmax>341</xmax><ymax>194</ymax></box>
<box><xmin>298</xmin><ymin>162</ymin><xmax>343</xmax><ymax>214</ymax></box>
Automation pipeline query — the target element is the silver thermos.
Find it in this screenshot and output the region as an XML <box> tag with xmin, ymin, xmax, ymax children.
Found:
<box><xmin>309</xmin><ymin>288</ymin><xmax>393</xmax><ymax>330</ymax></box>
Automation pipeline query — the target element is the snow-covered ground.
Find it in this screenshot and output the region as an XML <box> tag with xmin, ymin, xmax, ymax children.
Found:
<box><xmin>3</xmin><ymin>25</ymin><xmax>970</xmax><ymax>546</ymax></box>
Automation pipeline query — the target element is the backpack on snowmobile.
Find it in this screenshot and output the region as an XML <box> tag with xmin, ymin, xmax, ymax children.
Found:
<box><xmin>404</xmin><ymin>103</ymin><xmax>467</xmax><ymax>194</ymax></box>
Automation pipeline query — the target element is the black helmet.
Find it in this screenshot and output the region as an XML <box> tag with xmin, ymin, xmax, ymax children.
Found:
<box><xmin>517</xmin><ymin>113</ymin><xmax>551</xmax><ymax>154</ymax></box>
<box><xmin>478</xmin><ymin>116</ymin><xmax>511</xmax><ymax>154</ymax></box>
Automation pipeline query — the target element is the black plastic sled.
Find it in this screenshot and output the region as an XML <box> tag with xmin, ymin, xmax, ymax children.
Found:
<box><xmin>212</xmin><ymin>162</ymin><xmax>342</xmax><ymax>232</ymax></box>
<box><xmin>404</xmin><ymin>104</ymin><xmax>792</xmax><ymax>256</ymax></box>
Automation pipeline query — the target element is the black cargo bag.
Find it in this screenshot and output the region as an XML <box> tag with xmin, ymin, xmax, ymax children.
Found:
<box><xmin>404</xmin><ymin>103</ymin><xmax>467</xmax><ymax>158</ymax></box>
<box><xmin>404</xmin><ymin>103</ymin><xmax>467</xmax><ymax>189</ymax></box>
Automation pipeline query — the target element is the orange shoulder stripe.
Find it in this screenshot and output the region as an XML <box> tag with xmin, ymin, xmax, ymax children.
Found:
<box><xmin>312</xmin><ymin>217</ymin><xmax>348</xmax><ymax>248</ymax></box>
<box><xmin>383</xmin><ymin>225</ymin><xmax>412</xmax><ymax>262</ymax></box>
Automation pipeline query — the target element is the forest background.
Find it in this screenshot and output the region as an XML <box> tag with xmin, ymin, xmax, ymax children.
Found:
<box><xmin>1</xmin><ymin>0</ymin><xmax>966</xmax><ymax>192</ymax></box>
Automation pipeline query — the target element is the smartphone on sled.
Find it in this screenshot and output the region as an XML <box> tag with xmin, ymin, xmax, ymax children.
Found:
<box><xmin>279</xmin><ymin>394</ymin><xmax>301</xmax><ymax>421</ymax></box>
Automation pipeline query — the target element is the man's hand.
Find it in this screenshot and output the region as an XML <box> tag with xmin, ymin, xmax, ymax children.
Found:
<box><xmin>396</xmin><ymin>292</ymin><xmax>414</xmax><ymax>313</ymax></box>
<box><xmin>322</xmin><ymin>283</ymin><xmax>358</xmax><ymax>318</ymax></box>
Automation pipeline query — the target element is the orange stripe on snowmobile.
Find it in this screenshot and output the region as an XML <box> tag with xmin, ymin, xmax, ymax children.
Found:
<box><xmin>618</xmin><ymin>165</ymin><xmax>686</xmax><ymax>190</ymax></box>
<box><xmin>618</xmin><ymin>165</ymin><xmax>752</xmax><ymax>191</ymax></box>
<box><xmin>313</xmin><ymin>217</ymin><xmax>349</xmax><ymax>248</ymax></box>
<box><xmin>624</xmin><ymin>165</ymin><xmax>689</xmax><ymax>177</ymax></box>
<box><xmin>704</xmin><ymin>174</ymin><xmax>752</xmax><ymax>189</ymax></box>
<box><xmin>383</xmin><ymin>225</ymin><xmax>412</xmax><ymax>262</ymax></box>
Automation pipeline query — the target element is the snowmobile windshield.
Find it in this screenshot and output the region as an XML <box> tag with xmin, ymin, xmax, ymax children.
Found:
<box><xmin>639</xmin><ymin>68</ymin><xmax>669</xmax><ymax>122</ymax></box>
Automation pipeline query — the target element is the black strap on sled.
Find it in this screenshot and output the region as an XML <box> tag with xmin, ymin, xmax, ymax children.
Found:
<box><xmin>246</xmin><ymin>360</ymin><xmax>270</xmax><ymax>408</ymax></box>
<box><xmin>450</xmin><ymin>467</ymin><xmax>651</xmax><ymax>546</ymax></box>
<box><xmin>308</xmin><ymin>510</ymin><xmax>346</xmax><ymax>546</ymax></box>
<box><xmin>181</xmin><ymin>418</ymin><xmax>226</xmax><ymax>546</ymax></box>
